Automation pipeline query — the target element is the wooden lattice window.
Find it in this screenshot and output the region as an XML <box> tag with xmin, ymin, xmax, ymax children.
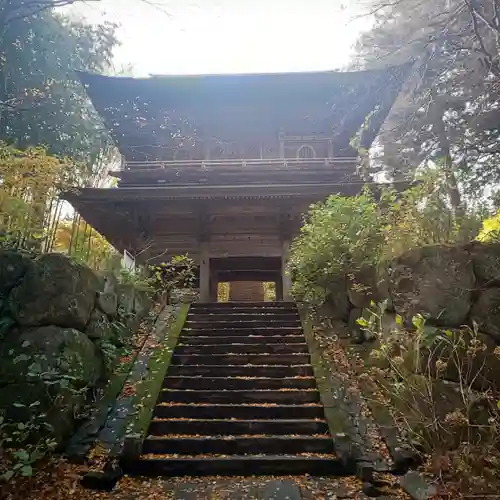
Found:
<box><xmin>297</xmin><ymin>145</ymin><xmax>316</xmax><ymax>159</ymax></box>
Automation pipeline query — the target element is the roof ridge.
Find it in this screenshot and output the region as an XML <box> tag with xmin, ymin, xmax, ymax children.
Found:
<box><xmin>75</xmin><ymin>63</ymin><xmax>410</xmax><ymax>82</ymax></box>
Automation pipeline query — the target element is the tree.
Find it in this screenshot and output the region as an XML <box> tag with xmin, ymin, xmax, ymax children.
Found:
<box><xmin>354</xmin><ymin>0</ymin><xmax>500</xmax><ymax>208</ymax></box>
<box><xmin>0</xmin><ymin>8</ymin><xmax>119</xmax><ymax>183</ymax></box>
<box><xmin>54</xmin><ymin>217</ymin><xmax>118</xmax><ymax>269</ymax></box>
<box><xmin>0</xmin><ymin>142</ymin><xmax>74</xmax><ymax>250</ymax></box>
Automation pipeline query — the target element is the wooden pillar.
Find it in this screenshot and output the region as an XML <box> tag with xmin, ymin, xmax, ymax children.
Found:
<box><xmin>199</xmin><ymin>242</ymin><xmax>211</xmax><ymax>302</ymax></box>
<box><xmin>281</xmin><ymin>240</ymin><xmax>292</xmax><ymax>301</ymax></box>
<box><xmin>210</xmin><ymin>271</ymin><xmax>219</xmax><ymax>302</ymax></box>
<box><xmin>275</xmin><ymin>277</ymin><xmax>283</xmax><ymax>301</ymax></box>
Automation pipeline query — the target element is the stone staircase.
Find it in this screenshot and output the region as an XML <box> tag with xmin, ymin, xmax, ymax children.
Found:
<box><xmin>129</xmin><ymin>302</ymin><xmax>346</xmax><ymax>476</ymax></box>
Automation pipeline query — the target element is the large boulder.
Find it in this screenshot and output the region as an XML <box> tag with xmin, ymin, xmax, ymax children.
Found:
<box><xmin>322</xmin><ymin>275</ymin><xmax>350</xmax><ymax>321</ymax></box>
<box><xmin>470</xmin><ymin>288</ymin><xmax>500</xmax><ymax>341</ymax></box>
<box><xmin>468</xmin><ymin>241</ymin><xmax>500</xmax><ymax>286</ymax></box>
<box><xmin>85</xmin><ymin>309</ymin><xmax>114</xmax><ymax>342</ymax></box>
<box><xmin>389</xmin><ymin>245</ymin><xmax>475</xmax><ymax>326</ymax></box>
<box><xmin>8</xmin><ymin>253</ymin><xmax>99</xmax><ymax>329</ymax></box>
<box><xmin>347</xmin><ymin>263</ymin><xmax>390</xmax><ymax>309</ymax></box>
<box><xmin>116</xmin><ymin>283</ymin><xmax>135</xmax><ymax>313</ymax></box>
<box><xmin>0</xmin><ymin>325</ymin><xmax>103</xmax><ymax>388</ymax></box>
<box><xmin>96</xmin><ymin>291</ymin><xmax>118</xmax><ymax>318</ymax></box>
<box><xmin>0</xmin><ymin>250</ymin><xmax>31</xmax><ymax>297</ymax></box>
<box><xmin>0</xmin><ymin>382</ymin><xmax>84</xmax><ymax>445</ymax></box>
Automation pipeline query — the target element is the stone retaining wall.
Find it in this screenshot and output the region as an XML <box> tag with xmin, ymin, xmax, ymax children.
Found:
<box><xmin>323</xmin><ymin>242</ymin><xmax>500</xmax><ymax>343</ymax></box>
<box><xmin>0</xmin><ymin>251</ymin><xmax>152</xmax><ymax>446</ymax></box>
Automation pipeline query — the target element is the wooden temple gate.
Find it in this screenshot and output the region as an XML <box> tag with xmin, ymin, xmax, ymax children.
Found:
<box><xmin>65</xmin><ymin>67</ymin><xmax>408</xmax><ymax>302</ymax></box>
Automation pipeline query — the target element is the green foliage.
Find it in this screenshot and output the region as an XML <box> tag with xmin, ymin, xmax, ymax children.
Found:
<box><xmin>289</xmin><ymin>188</ymin><xmax>382</xmax><ymax>304</ymax></box>
<box><xmin>358</xmin><ymin>305</ymin><xmax>500</xmax><ymax>492</ymax></box>
<box><xmin>0</xmin><ymin>408</ymin><xmax>57</xmax><ymax>482</ymax></box>
<box><xmin>0</xmin><ymin>10</ymin><xmax>118</xmax><ymax>176</ymax></box>
<box><xmin>54</xmin><ymin>217</ymin><xmax>120</xmax><ymax>271</ymax></box>
<box><xmin>0</xmin><ymin>344</ymin><xmax>85</xmax><ymax>482</ymax></box>
<box><xmin>148</xmin><ymin>255</ymin><xmax>196</xmax><ymax>300</ymax></box>
<box><xmin>289</xmin><ymin>176</ymin><xmax>481</xmax><ymax>305</ymax></box>
<box><xmin>0</xmin><ymin>6</ymin><xmax>120</xmax><ymax>256</ymax></box>
<box><xmin>118</xmin><ymin>267</ymin><xmax>152</xmax><ymax>292</ymax></box>
<box><xmin>477</xmin><ymin>211</ymin><xmax>500</xmax><ymax>243</ymax></box>
<box><xmin>97</xmin><ymin>340</ymin><xmax>119</xmax><ymax>373</ymax></box>
<box><xmin>0</xmin><ymin>143</ymin><xmax>75</xmax><ymax>252</ymax></box>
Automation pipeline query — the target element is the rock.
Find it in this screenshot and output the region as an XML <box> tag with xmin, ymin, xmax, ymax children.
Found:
<box><xmin>86</xmin><ymin>309</ymin><xmax>114</xmax><ymax>342</ymax></box>
<box><xmin>356</xmin><ymin>463</ymin><xmax>374</xmax><ymax>482</ymax></box>
<box><xmin>468</xmin><ymin>241</ymin><xmax>500</xmax><ymax>286</ymax></box>
<box><xmin>8</xmin><ymin>252</ymin><xmax>100</xmax><ymax>330</ymax></box>
<box><xmin>470</xmin><ymin>288</ymin><xmax>500</xmax><ymax>340</ymax></box>
<box><xmin>0</xmin><ymin>380</ymin><xmax>86</xmax><ymax>445</ymax></box>
<box><xmin>399</xmin><ymin>471</ymin><xmax>438</xmax><ymax>500</ymax></box>
<box><xmin>0</xmin><ymin>325</ymin><xmax>103</xmax><ymax>388</ymax></box>
<box><xmin>0</xmin><ymin>250</ymin><xmax>31</xmax><ymax>297</ymax></box>
<box><xmin>80</xmin><ymin>462</ymin><xmax>123</xmax><ymax>492</ymax></box>
<box><xmin>322</xmin><ymin>275</ymin><xmax>350</xmax><ymax>321</ymax></box>
<box><xmin>362</xmin><ymin>482</ymin><xmax>383</xmax><ymax>497</ymax></box>
<box><xmin>347</xmin><ymin>264</ymin><xmax>389</xmax><ymax>309</ymax></box>
<box><xmin>348</xmin><ymin>308</ymin><xmax>364</xmax><ymax>341</ymax></box>
<box><xmin>389</xmin><ymin>245</ymin><xmax>475</xmax><ymax>326</ymax></box>
<box><xmin>96</xmin><ymin>291</ymin><xmax>118</xmax><ymax>317</ymax></box>
<box><xmin>102</xmin><ymin>271</ymin><xmax>118</xmax><ymax>293</ymax></box>
<box><xmin>117</xmin><ymin>284</ymin><xmax>135</xmax><ymax>313</ymax></box>
<box><xmin>122</xmin><ymin>434</ymin><xmax>143</xmax><ymax>460</ymax></box>
<box><xmin>0</xmin><ymin>325</ymin><xmax>104</xmax><ymax>444</ymax></box>
<box><xmin>133</xmin><ymin>289</ymin><xmax>152</xmax><ymax>318</ymax></box>
<box><xmin>392</xmin><ymin>447</ymin><xmax>422</xmax><ymax>474</ymax></box>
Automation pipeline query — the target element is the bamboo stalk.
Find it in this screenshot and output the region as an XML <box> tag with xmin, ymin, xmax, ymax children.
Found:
<box><xmin>68</xmin><ymin>212</ymin><xmax>79</xmax><ymax>256</ymax></box>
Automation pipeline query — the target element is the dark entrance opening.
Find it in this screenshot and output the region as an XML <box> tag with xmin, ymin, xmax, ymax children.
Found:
<box><xmin>210</xmin><ymin>257</ymin><xmax>282</xmax><ymax>302</ymax></box>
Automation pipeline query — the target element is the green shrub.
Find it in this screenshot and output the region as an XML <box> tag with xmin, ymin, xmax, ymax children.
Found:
<box><xmin>289</xmin><ymin>175</ymin><xmax>481</xmax><ymax>305</ymax></box>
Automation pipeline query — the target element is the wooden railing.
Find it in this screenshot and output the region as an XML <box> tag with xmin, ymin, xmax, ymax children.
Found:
<box><xmin>121</xmin><ymin>157</ymin><xmax>358</xmax><ymax>171</ymax></box>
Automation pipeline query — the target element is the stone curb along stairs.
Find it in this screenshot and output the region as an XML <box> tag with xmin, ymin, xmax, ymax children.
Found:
<box><xmin>121</xmin><ymin>301</ymin><xmax>352</xmax><ymax>476</ymax></box>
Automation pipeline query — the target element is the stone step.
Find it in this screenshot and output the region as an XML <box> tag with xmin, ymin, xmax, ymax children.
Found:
<box><xmin>189</xmin><ymin>312</ymin><xmax>299</xmax><ymax>320</ymax></box>
<box><xmin>148</xmin><ymin>418</ymin><xmax>328</xmax><ymax>436</ymax></box>
<box><xmin>153</xmin><ymin>404</ymin><xmax>324</xmax><ymax>420</ymax></box>
<box><xmin>186</xmin><ymin>320</ymin><xmax>301</xmax><ymax>329</ymax></box>
<box><xmin>167</xmin><ymin>364</ymin><xmax>314</xmax><ymax>377</ymax></box>
<box><xmin>180</xmin><ymin>335</ymin><xmax>306</xmax><ymax>345</ymax></box>
<box><xmin>158</xmin><ymin>389</ymin><xmax>320</xmax><ymax>404</ymax></box>
<box><xmin>182</xmin><ymin>327</ymin><xmax>303</xmax><ymax>336</ymax></box>
<box><xmin>174</xmin><ymin>343</ymin><xmax>309</xmax><ymax>355</ymax></box>
<box><xmin>171</xmin><ymin>353</ymin><xmax>310</xmax><ymax>365</ymax></box>
<box><xmin>125</xmin><ymin>455</ymin><xmax>346</xmax><ymax>477</ymax></box>
<box><xmin>124</xmin><ymin>300</ymin><xmax>347</xmax><ymax>479</ymax></box>
<box><xmin>189</xmin><ymin>308</ymin><xmax>298</xmax><ymax>315</ymax></box>
<box><xmin>142</xmin><ymin>435</ymin><xmax>334</xmax><ymax>455</ymax></box>
<box><xmin>190</xmin><ymin>302</ymin><xmax>296</xmax><ymax>309</ymax></box>
<box><xmin>162</xmin><ymin>376</ymin><xmax>316</xmax><ymax>390</ymax></box>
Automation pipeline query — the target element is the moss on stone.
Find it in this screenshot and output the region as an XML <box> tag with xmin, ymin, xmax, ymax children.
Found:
<box><xmin>128</xmin><ymin>303</ymin><xmax>189</xmax><ymax>439</ymax></box>
<box><xmin>298</xmin><ymin>305</ymin><xmax>351</xmax><ymax>436</ymax></box>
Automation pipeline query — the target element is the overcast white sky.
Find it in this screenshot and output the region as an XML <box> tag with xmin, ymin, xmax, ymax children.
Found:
<box><xmin>68</xmin><ymin>0</ymin><xmax>370</xmax><ymax>76</ymax></box>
